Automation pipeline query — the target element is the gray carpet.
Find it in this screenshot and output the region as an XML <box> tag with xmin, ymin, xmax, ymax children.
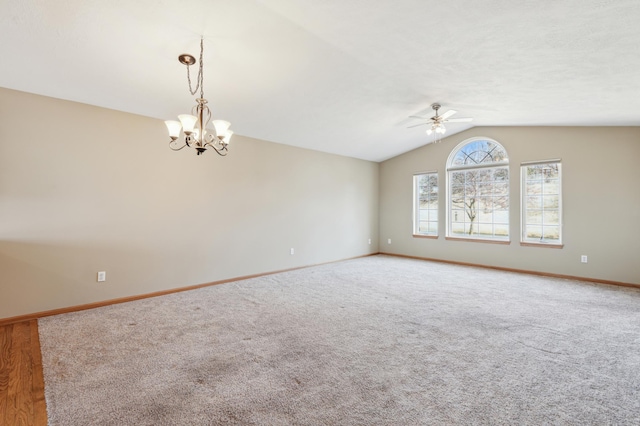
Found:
<box><xmin>39</xmin><ymin>255</ymin><xmax>640</xmax><ymax>425</ymax></box>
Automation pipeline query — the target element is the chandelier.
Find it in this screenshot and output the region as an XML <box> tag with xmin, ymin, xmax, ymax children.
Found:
<box><xmin>164</xmin><ymin>38</ymin><xmax>233</xmax><ymax>156</ymax></box>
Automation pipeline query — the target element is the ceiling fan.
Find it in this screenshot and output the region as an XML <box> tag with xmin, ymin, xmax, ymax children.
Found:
<box><xmin>408</xmin><ymin>103</ymin><xmax>473</xmax><ymax>140</ymax></box>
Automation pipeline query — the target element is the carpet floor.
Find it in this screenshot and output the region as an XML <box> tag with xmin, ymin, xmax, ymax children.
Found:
<box><xmin>39</xmin><ymin>255</ymin><xmax>640</xmax><ymax>425</ymax></box>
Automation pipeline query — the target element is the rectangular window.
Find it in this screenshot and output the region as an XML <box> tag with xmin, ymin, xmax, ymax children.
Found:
<box><xmin>449</xmin><ymin>166</ymin><xmax>509</xmax><ymax>241</ymax></box>
<box><xmin>413</xmin><ymin>172</ymin><xmax>438</xmax><ymax>236</ymax></box>
<box><xmin>521</xmin><ymin>161</ymin><xmax>562</xmax><ymax>246</ymax></box>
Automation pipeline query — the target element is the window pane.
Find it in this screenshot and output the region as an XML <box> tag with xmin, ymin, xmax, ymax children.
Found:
<box><xmin>478</xmin><ymin>223</ymin><xmax>493</xmax><ymax>236</ymax></box>
<box><xmin>451</xmin><ymin>209</ymin><xmax>465</xmax><ymax>223</ymax></box>
<box><xmin>543</xmin><ymin>180</ymin><xmax>559</xmax><ymax>195</ymax></box>
<box><xmin>451</xmin><ymin>223</ymin><xmax>466</xmax><ymax>235</ymax></box>
<box><xmin>451</xmin><ymin>171</ymin><xmax>465</xmax><ymax>185</ymax></box>
<box><xmin>465</xmin><ymin>223</ymin><xmax>476</xmax><ymax>235</ymax></box>
<box><xmin>521</xmin><ymin>162</ymin><xmax>562</xmax><ymax>244</ymax></box>
<box><xmin>527</xmin><ymin>196</ymin><xmax>542</xmax><ymax>209</ymax></box>
<box><xmin>526</xmin><ymin>210</ymin><xmax>543</xmax><ymax>224</ymax></box>
<box><xmin>526</xmin><ymin>182</ymin><xmax>542</xmax><ymax>195</ymax></box>
<box><xmin>543</xmin><ymin>210</ymin><xmax>559</xmax><ymax>225</ymax></box>
<box><xmin>494</xmin><ymin>224</ymin><xmax>509</xmax><ymax>236</ymax></box>
<box><xmin>527</xmin><ymin>167</ymin><xmax>542</xmax><ymax>181</ymax></box>
<box><xmin>478</xmin><ymin>196</ymin><xmax>492</xmax><ymax>210</ymax></box>
<box><xmin>451</xmin><ymin>199</ymin><xmax>465</xmax><ymax>210</ymax></box>
<box><xmin>543</xmin><ymin>226</ymin><xmax>560</xmax><ymax>240</ymax></box>
<box><xmin>494</xmin><ymin>168</ymin><xmax>508</xmax><ymax>181</ymax></box>
<box><xmin>478</xmin><ymin>212</ymin><xmax>492</xmax><ymax>223</ymax></box>
<box><xmin>478</xmin><ymin>183</ymin><xmax>492</xmax><ymax>196</ymax></box>
<box><xmin>478</xmin><ymin>169</ymin><xmax>493</xmax><ymax>183</ymax></box>
<box><xmin>494</xmin><ymin>182</ymin><xmax>509</xmax><ymax>195</ymax></box>
<box><xmin>452</xmin><ymin>140</ymin><xmax>508</xmax><ymax>166</ymax></box>
<box><xmin>542</xmin><ymin>164</ymin><xmax>559</xmax><ymax>179</ymax></box>
<box><xmin>493</xmin><ymin>210</ymin><xmax>509</xmax><ymax>224</ymax></box>
<box><xmin>447</xmin><ymin>139</ymin><xmax>509</xmax><ymax>241</ymax></box>
<box><xmin>414</xmin><ymin>173</ymin><xmax>438</xmax><ymax>236</ymax></box>
<box><xmin>465</xmin><ymin>170</ymin><xmax>479</xmax><ymax>185</ymax></box>
<box><xmin>526</xmin><ymin>226</ymin><xmax>542</xmax><ymax>239</ymax></box>
<box><xmin>543</xmin><ymin>195</ymin><xmax>559</xmax><ymax>209</ymax></box>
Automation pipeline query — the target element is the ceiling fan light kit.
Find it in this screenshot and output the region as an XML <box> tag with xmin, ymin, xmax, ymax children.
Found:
<box><xmin>408</xmin><ymin>103</ymin><xmax>473</xmax><ymax>143</ymax></box>
<box><xmin>164</xmin><ymin>38</ymin><xmax>233</xmax><ymax>156</ymax></box>
<box><xmin>426</xmin><ymin>104</ymin><xmax>447</xmax><ymax>137</ymax></box>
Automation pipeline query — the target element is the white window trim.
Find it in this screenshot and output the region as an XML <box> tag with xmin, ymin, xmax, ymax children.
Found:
<box><xmin>520</xmin><ymin>160</ymin><xmax>563</xmax><ymax>247</ymax></box>
<box><xmin>446</xmin><ymin>137</ymin><xmax>510</xmax><ymax>242</ymax></box>
<box><xmin>413</xmin><ymin>171</ymin><xmax>438</xmax><ymax>237</ymax></box>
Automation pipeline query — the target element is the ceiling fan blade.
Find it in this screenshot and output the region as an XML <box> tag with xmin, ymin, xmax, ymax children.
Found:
<box><xmin>407</xmin><ymin>122</ymin><xmax>430</xmax><ymax>128</ymax></box>
<box><xmin>409</xmin><ymin>115</ymin><xmax>431</xmax><ymax>120</ymax></box>
<box><xmin>446</xmin><ymin>117</ymin><xmax>473</xmax><ymax>123</ymax></box>
<box><xmin>440</xmin><ymin>109</ymin><xmax>458</xmax><ymax>119</ymax></box>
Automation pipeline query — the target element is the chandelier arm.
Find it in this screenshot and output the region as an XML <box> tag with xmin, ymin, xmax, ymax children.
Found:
<box><xmin>204</xmin><ymin>133</ymin><xmax>216</xmax><ymax>145</ymax></box>
<box><xmin>204</xmin><ymin>142</ymin><xmax>228</xmax><ymax>156</ymax></box>
<box><xmin>192</xmin><ymin>101</ymin><xmax>212</xmax><ymax>133</ymax></box>
<box><xmin>169</xmin><ymin>140</ymin><xmax>188</xmax><ymax>151</ymax></box>
<box><xmin>203</xmin><ymin>104</ymin><xmax>212</xmax><ymax>129</ymax></box>
<box><xmin>212</xmin><ymin>146</ymin><xmax>229</xmax><ymax>156</ymax></box>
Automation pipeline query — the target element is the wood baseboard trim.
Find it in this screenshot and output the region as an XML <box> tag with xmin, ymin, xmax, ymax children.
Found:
<box><xmin>0</xmin><ymin>253</ymin><xmax>377</xmax><ymax>327</ymax></box>
<box><xmin>380</xmin><ymin>252</ymin><xmax>640</xmax><ymax>290</ymax></box>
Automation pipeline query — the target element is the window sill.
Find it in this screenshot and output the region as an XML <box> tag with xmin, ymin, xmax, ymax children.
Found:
<box><xmin>413</xmin><ymin>234</ymin><xmax>438</xmax><ymax>239</ymax></box>
<box><xmin>445</xmin><ymin>237</ymin><xmax>511</xmax><ymax>245</ymax></box>
<box><xmin>520</xmin><ymin>242</ymin><xmax>564</xmax><ymax>249</ymax></box>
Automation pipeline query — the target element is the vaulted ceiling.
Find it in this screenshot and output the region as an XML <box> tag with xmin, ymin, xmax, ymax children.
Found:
<box><xmin>2</xmin><ymin>0</ymin><xmax>639</xmax><ymax>161</ymax></box>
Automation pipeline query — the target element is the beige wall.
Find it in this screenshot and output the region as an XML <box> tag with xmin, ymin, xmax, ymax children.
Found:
<box><xmin>380</xmin><ymin>126</ymin><xmax>640</xmax><ymax>285</ymax></box>
<box><xmin>0</xmin><ymin>88</ymin><xmax>379</xmax><ymax>319</ymax></box>
<box><xmin>2</xmin><ymin>87</ymin><xmax>638</xmax><ymax>320</ymax></box>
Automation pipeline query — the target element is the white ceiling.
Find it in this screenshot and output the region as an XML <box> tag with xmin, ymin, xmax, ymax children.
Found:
<box><xmin>2</xmin><ymin>0</ymin><xmax>639</xmax><ymax>162</ymax></box>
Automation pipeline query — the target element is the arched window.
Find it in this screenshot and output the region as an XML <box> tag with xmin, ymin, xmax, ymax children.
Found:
<box><xmin>447</xmin><ymin>138</ymin><xmax>509</xmax><ymax>241</ymax></box>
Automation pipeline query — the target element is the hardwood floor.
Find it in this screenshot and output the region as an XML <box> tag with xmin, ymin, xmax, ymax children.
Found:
<box><xmin>0</xmin><ymin>320</ymin><xmax>47</xmax><ymax>425</ymax></box>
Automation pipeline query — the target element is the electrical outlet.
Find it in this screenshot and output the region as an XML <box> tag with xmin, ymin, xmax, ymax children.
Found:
<box><xmin>581</xmin><ymin>255</ymin><xmax>588</xmax><ymax>263</ymax></box>
<box><xmin>368</xmin><ymin>238</ymin><xmax>371</xmax><ymax>245</ymax></box>
<box><xmin>97</xmin><ymin>271</ymin><xmax>106</xmax><ymax>282</ymax></box>
<box><xmin>290</xmin><ymin>248</ymin><xmax>295</xmax><ymax>255</ymax></box>
<box><xmin>387</xmin><ymin>238</ymin><xmax>391</xmax><ymax>244</ymax></box>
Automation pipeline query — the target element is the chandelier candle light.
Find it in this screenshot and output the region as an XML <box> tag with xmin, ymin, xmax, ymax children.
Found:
<box><xmin>164</xmin><ymin>38</ymin><xmax>233</xmax><ymax>156</ymax></box>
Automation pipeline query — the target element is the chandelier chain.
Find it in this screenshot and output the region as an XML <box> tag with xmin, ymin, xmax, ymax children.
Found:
<box><xmin>185</xmin><ymin>38</ymin><xmax>205</xmax><ymax>98</ymax></box>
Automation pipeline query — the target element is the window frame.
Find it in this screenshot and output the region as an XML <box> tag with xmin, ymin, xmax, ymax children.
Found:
<box><xmin>520</xmin><ymin>160</ymin><xmax>563</xmax><ymax>248</ymax></box>
<box><xmin>413</xmin><ymin>171</ymin><xmax>439</xmax><ymax>238</ymax></box>
<box><xmin>446</xmin><ymin>137</ymin><xmax>510</xmax><ymax>243</ymax></box>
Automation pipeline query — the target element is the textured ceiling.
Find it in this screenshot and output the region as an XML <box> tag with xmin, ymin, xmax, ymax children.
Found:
<box><xmin>2</xmin><ymin>0</ymin><xmax>639</xmax><ymax>161</ymax></box>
